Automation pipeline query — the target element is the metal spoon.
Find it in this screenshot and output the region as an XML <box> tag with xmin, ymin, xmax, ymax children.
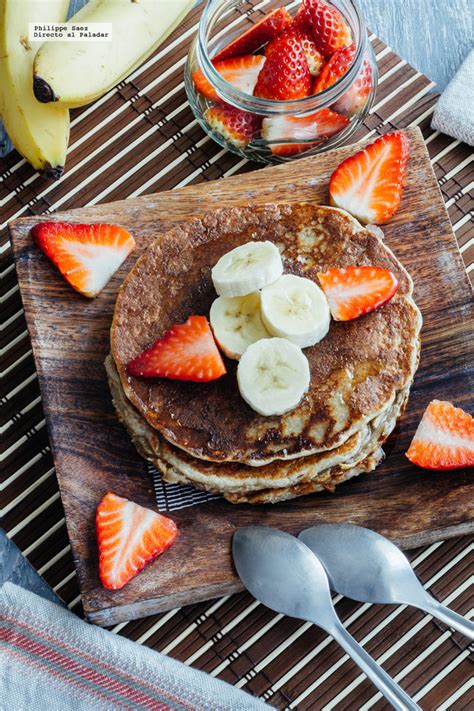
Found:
<box><xmin>233</xmin><ymin>526</ymin><xmax>420</xmax><ymax>711</ymax></box>
<box><xmin>299</xmin><ymin>524</ymin><xmax>474</xmax><ymax>640</ymax></box>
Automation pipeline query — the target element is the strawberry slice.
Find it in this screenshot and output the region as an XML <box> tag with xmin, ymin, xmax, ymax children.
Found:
<box><xmin>254</xmin><ymin>30</ymin><xmax>312</xmax><ymax>101</ymax></box>
<box><xmin>298</xmin><ymin>32</ymin><xmax>325</xmax><ymax>77</ymax></box>
<box><xmin>213</xmin><ymin>7</ymin><xmax>293</xmax><ymax>61</ymax></box>
<box><xmin>314</xmin><ymin>42</ymin><xmax>355</xmax><ymax>93</ymax></box>
<box><xmin>127</xmin><ymin>315</ymin><xmax>227</xmax><ymax>382</ymax></box>
<box><xmin>295</xmin><ymin>0</ymin><xmax>352</xmax><ymax>56</ymax></box>
<box><xmin>313</xmin><ymin>43</ymin><xmax>372</xmax><ymax>115</ymax></box>
<box><xmin>317</xmin><ymin>266</ymin><xmax>399</xmax><ymax>321</ymax></box>
<box><xmin>96</xmin><ymin>492</ymin><xmax>178</xmax><ymax>590</ymax></box>
<box><xmin>329</xmin><ymin>131</ymin><xmax>410</xmax><ymax>225</ymax></box>
<box><xmin>265</xmin><ymin>28</ymin><xmax>324</xmax><ymax>78</ymax></box>
<box><xmin>293</xmin><ymin>2</ymin><xmax>311</xmax><ymax>32</ymax></box>
<box><xmin>406</xmin><ymin>401</ymin><xmax>474</xmax><ymax>470</ymax></box>
<box><xmin>333</xmin><ymin>53</ymin><xmax>372</xmax><ymax>115</ymax></box>
<box><xmin>262</xmin><ymin>108</ymin><xmax>349</xmax><ymax>156</ymax></box>
<box><xmin>31</xmin><ymin>222</ymin><xmax>136</xmax><ymax>298</ymax></box>
<box><xmin>192</xmin><ymin>55</ymin><xmax>266</xmax><ymax>101</ymax></box>
<box><xmin>204</xmin><ymin>103</ymin><xmax>261</xmax><ymax>149</ymax></box>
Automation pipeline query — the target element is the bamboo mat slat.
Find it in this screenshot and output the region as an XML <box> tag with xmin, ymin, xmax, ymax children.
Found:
<box><xmin>1</xmin><ymin>3</ymin><xmax>473</xmax><ymax>708</ymax></box>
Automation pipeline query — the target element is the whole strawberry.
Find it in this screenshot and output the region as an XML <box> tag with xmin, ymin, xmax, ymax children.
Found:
<box><xmin>295</xmin><ymin>0</ymin><xmax>352</xmax><ymax>57</ymax></box>
<box><xmin>254</xmin><ymin>30</ymin><xmax>312</xmax><ymax>101</ymax></box>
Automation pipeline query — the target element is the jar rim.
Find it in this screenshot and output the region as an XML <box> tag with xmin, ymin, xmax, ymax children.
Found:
<box><xmin>197</xmin><ymin>0</ymin><xmax>368</xmax><ymax>115</ymax></box>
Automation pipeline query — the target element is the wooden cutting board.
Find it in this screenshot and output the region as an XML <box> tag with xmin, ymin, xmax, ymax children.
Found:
<box><xmin>10</xmin><ymin>127</ymin><xmax>473</xmax><ymax>626</ymax></box>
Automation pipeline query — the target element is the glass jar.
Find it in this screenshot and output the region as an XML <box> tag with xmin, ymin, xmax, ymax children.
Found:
<box><xmin>185</xmin><ymin>0</ymin><xmax>378</xmax><ymax>165</ymax></box>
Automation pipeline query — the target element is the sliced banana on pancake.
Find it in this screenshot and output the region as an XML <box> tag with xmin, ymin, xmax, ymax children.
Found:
<box><xmin>212</xmin><ymin>241</ymin><xmax>283</xmax><ymax>297</ymax></box>
<box><xmin>210</xmin><ymin>292</ymin><xmax>271</xmax><ymax>360</ymax></box>
<box><xmin>237</xmin><ymin>338</ymin><xmax>310</xmax><ymax>416</ymax></box>
<box><xmin>261</xmin><ymin>274</ymin><xmax>331</xmax><ymax>348</ymax></box>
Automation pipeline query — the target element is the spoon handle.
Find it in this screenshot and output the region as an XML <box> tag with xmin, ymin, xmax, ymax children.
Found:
<box><xmin>420</xmin><ymin>594</ymin><xmax>474</xmax><ymax>640</ymax></box>
<box><xmin>329</xmin><ymin>620</ymin><xmax>421</xmax><ymax>711</ymax></box>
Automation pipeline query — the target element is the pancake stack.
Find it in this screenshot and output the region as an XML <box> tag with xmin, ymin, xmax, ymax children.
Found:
<box><xmin>108</xmin><ymin>204</ymin><xmax>422</xmax><ymax>504</ymax></box>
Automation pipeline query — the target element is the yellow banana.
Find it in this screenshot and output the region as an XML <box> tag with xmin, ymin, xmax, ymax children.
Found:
<box><xmin>34</xmin><ymin>0</ymin><xmax>195</xmax><ymax>108</ymax></box>
<box><xmin>0</xmin><ymin>0</ymin><xmax>70</xmax><ymax>178</ymax></box>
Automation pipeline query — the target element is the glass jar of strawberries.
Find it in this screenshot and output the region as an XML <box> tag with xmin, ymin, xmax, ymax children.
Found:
<box><xmin>185</xmin><ymin>0</ymin><xmax>377</xmax><ymax>164</ymax></box>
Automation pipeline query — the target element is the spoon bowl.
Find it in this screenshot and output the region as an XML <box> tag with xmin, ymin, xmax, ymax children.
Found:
<box><xmin>299</xmin><ymin>524</ymin><xmax>474</xmax><ymax>640</ymax></box>
<box><xmin>233</xmin><ymin>526</ymin><xmax>335</xmax><ymax>626</ymax></box>
<box><xmin>233</xmin><ymin>525</ymin><xmax>421</xmax><ymax>710</ymax></box>
<box><xmin>299</xmin><ymin>523</ymin><xmax>425</xmax><ymax>606</ymax></box>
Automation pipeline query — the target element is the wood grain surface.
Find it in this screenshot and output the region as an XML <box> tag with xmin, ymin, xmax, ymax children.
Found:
<box><xmin>362</xmin><ymin>0</ymin><xmax>473</xmax><ymax>92</ymax></box>
<box><xmin>9</xmin><ymin>126</ymin><xmax>474</xmax><ymax>626</ymax></box>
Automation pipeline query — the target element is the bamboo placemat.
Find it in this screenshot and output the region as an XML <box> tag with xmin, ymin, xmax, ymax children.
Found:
<box><xmin>1</xmin><ymin>2</ymin><xmax>473</xmax><ymax>708</ymax></box>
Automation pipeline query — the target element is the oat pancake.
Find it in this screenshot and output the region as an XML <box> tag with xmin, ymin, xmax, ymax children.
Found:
<box><xmin>111</xmin><ymin>204</ymin><xmax>421</xmax><ymax>467</ymax></box>
<box><xmin>106</xmin><ymin>355</ymin><xmax>406</xmax><ymax>503</ymax></box>
<box><xmin>224</xmin><ymin>453</ymin><xmax>386</xmax><ymax>505</ymax></box>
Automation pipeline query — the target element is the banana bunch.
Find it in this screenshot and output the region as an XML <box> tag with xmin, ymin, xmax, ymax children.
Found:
<box><xmin>0</xmin><ymin>0</ymin><xmax>70</xmax><ymax>178</ymax></box>
<box><xmin>33</xmin><ymin>0</ymin><xmax>195</xmax><ymax>107</ymax></box>
<box><xmin>0</xmin><ymin>0</ymin><xmax>193</xmax><ymax>177</ymax></box>
<box><xmin>210</xmin><ymin>242</ymin><xmax>331</xmax><ymax>417</ymax></box>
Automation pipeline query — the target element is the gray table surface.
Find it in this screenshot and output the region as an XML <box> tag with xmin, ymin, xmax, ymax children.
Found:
<box><xmin>1</xmin><ymin>1</ymin><xmax>472</xmax><ymax>153</ymax></box>
<box><xmin>363</xmin><ymin>0</ymin><xmax>473</xmax><ymax>92</ymax></box>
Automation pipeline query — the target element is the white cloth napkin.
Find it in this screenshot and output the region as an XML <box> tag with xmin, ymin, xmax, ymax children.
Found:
<box><xmin>1</xmin><ymin>582</ymin><xmax>271</xmax><ymax>711</ymax></box>
<box><xmin>431</xmin><ymin>49</ymin><xmax>474</xmax><ymax>146</ymax></box>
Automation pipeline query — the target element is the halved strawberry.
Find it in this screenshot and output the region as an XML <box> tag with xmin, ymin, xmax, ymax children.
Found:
<box><xmin>333</xmin><ymin>53</ymin><xmax>372</xmax><ymax>115</ymax></box>
<box><xmin>213</xmin><ymin>7</ymin><xmax>293</xmax><ymax>61</ymax></box>
<box><xmin>295</xmin><ymin>0</ymin><xmax>352</xmax><ymax>56</ymax></box>
<box><xmin>192</xmin><ymin>55</ymin><xmax>266</xmax><ymax>101</ymax></box>
<box><xmin>406</xmin><ymin>401</ymin><xmax>474</xmax><ymax>470</ymax></box>
<box><xmin>329</xmin><ymin>132</ymin><xmax>410</xmax><ymax>225</ymax></box>
<box><xmin>313</xmin><ymin>42</ymin><xmax>371</xmax><ymax>114</ymax></box>
<box><xmin>265</xmin><ymin>28</ymin><xmax>324</xmax><ymax>78</ymax></box>
<box><xmin>31</xmin><ymin>222</ymin><xmax>136</xmax><ymax>298</ymax></box>
<box><xmin>313</xmin><ymin>42</ymin><xmax>355</xmax><ymax>93</ymax></box>
<box><xmin>262</xmin><ymin>108</ymin><xmax>349</xmax><ymax>156</ymax></box>
<box><xmin>96</xmin><ymin>492</ymin><xmax>178</xmax><ymax>590</ymax></box>
<box><xmin>127</xmin><ymin>315</ymin><xmax>226</xmax><ymax>382</ymax></box>
<box><xmin>298</xmin><ymin>32</ymin><xmax>325</xmax><ymax>77</ymax></box>
<box><xmin>293</xmin><ymin>3</ymin><xmax>312</xmax><ymax>33</ymax></box>
<box><xmin>317</xmin><ymin>265</ymin><xmax>399</xmax><ymax>321</ymax></box>
<box><xmin>254</xmin><ymin>30</ymin><xmax>312</xmax><ymax>101</ymax></box>
<box><xmin>204</xmin><ymin>103</ymin><xmax>261</xmax><ymax>149</ymax></box>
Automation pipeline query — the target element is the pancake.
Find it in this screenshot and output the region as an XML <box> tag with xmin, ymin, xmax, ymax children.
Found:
<box><xmin>224</xmin><ymin>453</ymin><xmax>385</xmax><ymax>505</ymax></box>
<box><xmin>111</xmin><ymin>203</ymin><xmax>422</xmax><ymax>467</ymax></box>
<box><xmin>106</xmin><ymin>355</ymin><xmax>412</xmax><ymax>503</ymax></box>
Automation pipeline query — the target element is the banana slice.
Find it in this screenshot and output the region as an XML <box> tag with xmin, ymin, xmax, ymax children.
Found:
<box><xmin>237</xmin><ymin>338</ymin><xmax>310</xmax><ymax>416</ymax></box>
<box><xmin>210</xmin><ymin>292</ymin><xmax>271</xmax><ymax>360</ymax></box>
<box><xmin>261</xmin><ymin>274</ymin><xmax>330</xmax><ymax>348</ymax></box>
<box><xmin>212</xmin><ymin>241</ymin><xmax>283</xmax><ymax>297</ymax></box>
